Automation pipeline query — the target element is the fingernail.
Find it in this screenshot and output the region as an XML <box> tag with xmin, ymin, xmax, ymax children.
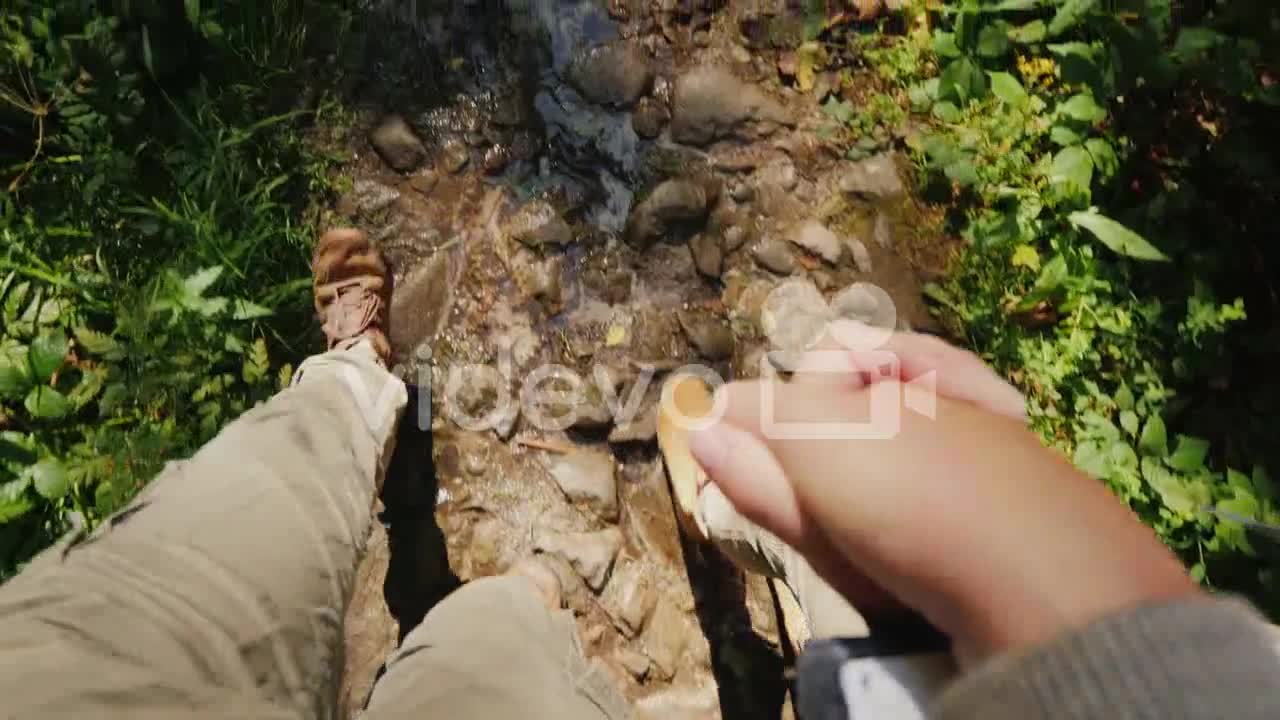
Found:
<box><xmin>689</xmin><ymin>423</ymin><xmax>729</xmax><ymax>474</ymax></box>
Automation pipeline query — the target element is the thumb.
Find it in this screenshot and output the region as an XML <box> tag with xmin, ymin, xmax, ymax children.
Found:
<box><xmin>689</xmin><ymin>419</ymin><xmax>806</xmax><ymax>549</ymax></box>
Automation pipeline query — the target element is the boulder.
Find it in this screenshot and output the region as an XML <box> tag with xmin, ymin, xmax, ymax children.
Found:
<box><xmin>789</xmin><ymin>220</ymin><xmax>843</xmax><ymax>264</ymax></box>
<box><xmin>503</xmin><ymin>199</ymin><xmax>574</xmax><ymax>248</ymax></box>
<box><xmin>545</xmin><ymin>449</ymin><xmax>619</xmax><ymax>521</ymax></box>
<box><xmin>536</xmin><ymin>527</ymin><xmax>623</xmax><ymax>592</ymax></box>
<box><xmin>370</xmin><ymin>115</ymin><xmax>427</xmax><ymax>172</ymax></box>
<box><xmin>752</xmin><ymin>238</ymin><xmax>797</xmax><ymax>275</ymax></box>
<box><xmin>567</xmin><ymin>41</ymin><xmax>654</xmax><ymax>108</ymax></box>
<box><xmin>839</xmin><ymin>153</ymin><xmax>905</xmax><ymax>199</ymax></box>
<box><xmin>687</xmin><ymin>233</ymin><xmax>723</xmax><ymax>279</ymax></box>
<box><xmin>669</xmin><ymin>66</ymin><xmax>791</xmax><ymax>146</ymax></box>
<box><xmin>624</xmin><ymin>179</ymin><xmax>712</xmax><ymax>248</ymax></box>
<box><xmin>678</xmin><ymin>312</ymin><xmax>735</xmax><ymax>361</ymax></box>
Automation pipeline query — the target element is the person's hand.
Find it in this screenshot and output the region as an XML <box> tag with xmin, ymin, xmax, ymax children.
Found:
<box><xmin>689</xmin><ymin>324</ymin><xmax>1200</xmax><ymax>664</ymax></box>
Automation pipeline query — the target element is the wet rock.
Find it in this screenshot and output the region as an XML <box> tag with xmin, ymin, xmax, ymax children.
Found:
<box><xmin>688</xmin><ymin>233</ymin><xmax>723</xmax><ymax>278</ymax></box>
<box><xmin>370</xmin><ymin>115</ymin><xmax>427</xmax><ymax>172</ymax></box>
<box><xmin>347</xmin><ymin>179</ymin><xmax>400</xmax><ymax>215</ymax></box>
<box><xmin>723</xmin><ymin>225</ymin><xmax>749</xmax><ymax>252</ymax></box>
<box><xmin>603</xmin><ymin>559</ymin><xmax>658</xmax><ymax>636</ymax></box>
<box><xmin>440</xmin><ymin>137</ymin><xmax>471</xmax><ymax>174</ymax></box>
<box><xmin>608</xmin><ymin>402</ymin><xmax>658</xmax><ymax>444</ymax></box>
<box><xmin>388</xmin><ymin>252</ymin><xmax>453</xmax><ymax>366</ymax></box>
<box><xmin>567</xmin><ymin>41</ymin><xmax>653</xmax><ymax>108</ymax></box>
<box><xmin>408</xmin><ymin>170</ymin><xmax>439</xmax><ymax>196</ymax></box>
<box><xmin>847</xmin><ymin>236</ymin><xmax>874</xmax><ymax>273</ymax></box>
<box><xmin>482</xmin><ymin>145</ymin><xmax>511</xmax><ymax>174</ymax></box>
<box><xmin>616</xmin><ymin>648</ymin><xmax>651</xmax><ymax>680</ymax></box>
<box><xmin>670</xmin><ymin>65</ymin><xmax>791</xmax><ymax>146</ymax></box>
<box><xmin>536</xmin><ymin>527</ymin><xmax>623</xmax><ymax>592</ymax></box>
<box><xmin>760</xmin><ymin>278</ymin><xmax>831</xmax><ymax>362</ymax></box>
<box><xmin>831</xmin><ymin>282</ymin><xmax>897</xmax><ymax>330</ymax></box>
<box><xmin>874</xmin><ymin>212</ymin><xmax>893</xmax><ymax>248</ymax></box>
<box><xmin>545</xmin><ymin>449</ymin><xmax>619</xmax><ymax>522</ymax></box>
<box><xmin>624</xmin><ymin>179</ymin><xmax>711</xmax><ymax>248</ymax></box>
<box><xmin>752</xmin><ymin>238</ymin><xmax>797</xmax><ymax>275</ymax></box>
<box><xmin>839</xmin><ymin>153</ymin><xmax>905</xmax><ymax>199</ymax></box>
<box><xmin>641</xmin><ymin>598</ymin><xmax>691</xmax><ymax>680</ymax></box>
<box><xmin>789</xmin><ymin>220</ymin><xmax>843</xmax><ymax>264</ymax></box>
<box><xmin>632</xmin><ymin>96</ymin><xmax>670</xmax><ymax>139</ymax></box>
<box><xmin>678</xmin><ymin>312</ymin><xmax>734</xmax><ymax>361</ymax></box>
<box><xmin>503</xmin><ymin>199</ymin><xmax>574</xmax><ymax>248</ymax></box>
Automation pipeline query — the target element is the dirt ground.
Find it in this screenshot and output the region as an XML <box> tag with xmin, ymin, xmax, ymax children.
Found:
<box><xmin>331</xmin><ymin>2</ymin><xmax>945</xmax><ymax>717</ymax></box>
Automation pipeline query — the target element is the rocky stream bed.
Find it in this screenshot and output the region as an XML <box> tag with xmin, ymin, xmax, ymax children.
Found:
<box><xmin>332</xmin><ymin>2</ymin><xmax>947</xmax><ymax>718</ymax></box>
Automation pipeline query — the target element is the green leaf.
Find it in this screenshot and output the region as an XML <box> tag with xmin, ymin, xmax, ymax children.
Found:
<box><xmin>0</xmin><ymin>478</ymin><xmax>35</xmax><ymax>523</ymax></box>
<box><xmin>1008</xmin><ymin>20</ymin><xmax>1047</xmax><ymax>44</ymax></box>
<box><xmin>938</xmin><ymin>57</ymin><xmax>986</xmax><ymax>105</ymax></box>
<box><xmin>25</xmin><ymin>459</ymin><xmax>69</xmax><ymax>500</ymax></box>
<box><xmin>988</xmin><ymin>72</ymin><xmax>1028</xmax><ymax>108</ymax></box>
<box><xmin>184</xmin><ymin>0</ymin><xmax>201</xmax><ymax>26</ymax></box>
<box><xmin>1172</xmin><ymin>27</ymin><xmax>1225</xmax><ymax>60</ymax></box>
<box><xmin>28</xmin><ymin>330</ymin><xmax>68</xmax><ymax>383</ymax></box>
<box><xmin>1048</xmin><ymin>0</ymin><xmax>1099</xmax><ymax>37</ymax></box>
<box><xmin>1068</xmin><ymin>211</ymin><xmax>1170</xmax><ymax>262</ymax></box>
<box><xmin>1167</xmin><ymin>436</ymin><xmax>1210</xmax><ymax>473</ymax></box>
<box><xmin>822</xmin><ymin>97</ymin><xmax>855</xmax><ymax>124</ymax></box>
<box><xmin>74</xmin><ymin>326</ymin><xmax>118</xmax><ymax>356</ymax></box>
<box><xmin>24</xmin><ymin>386</ymin><xmax>70</xmax><ymax>420</ymax></box>
<box><xmin>1226</xmin><ymin>469</ymin><xmax>1254</xmax><ymax>494</ymax></box>
<box><xmin>932</xmin><ymin>32</ymin><xmax>962</xmax><ymax>59</ymax></box>
<box><xmin>977</xmin><ymin>22</ymin><xmax>1011</xmax><ymax>58</ymax></box>
<box><xmin>1114</xmin><ymin>384</ymin><xmax>1135</xmax><ymax>411</ymax></box>
<box><xmin>141</xmin><ymin>24</ymin><xmax>155</xmax><ymax>75</ymax></box>
<box><xmin>183</xmin><ymin>266</ymin><xmax>224</xmax><ymax>297</ymax></box>
<box><xmin>1253</xmin><ymin>466</ymin><xmax>1274</xmax><ymax>500</ymax></box>
<box><xmin>1073</xmin><ymin>441</ymin><xmax>1107</xmax><ymax>479</ymax></box>
<box><xmin>1049</xmin><ymin>146</ymin><xmax>1094</xmax><ymax>193</ymax></box>
<box><xmin>1084</xmin><ymin>138</ymin><xmax>1119</xmax><ymax>178</ymax></box>
<box><xmin>1139</xmin><ymin>415</ymin><xmax>1168</xmax><ymax>457</ymax></box>
<box><xmin>1050</xmin><ymin>125</ymin><xmax>1083</xmax><ymax>147</ymax></box>
<box><xmin>945</xmin><ymin>160</ymin><xmax>980</xmax><ymax>187</ymax></box>
<box><xmin>1119</xmin><ymin>410</ymin><xmax>1139</xmax><ymax>436</ymax></box>
<box><xmin>1058</xmin><ymin>93</ymin><xmax>1107</xmax><ymax>123</ymax></box>
<box><xmin>232</xmin><ymin>300</ymin><xmax>274</xmax><ymax>321</ymax></box>
<box><xmin>1142</xmin><ymin>458</ymin><xmax>1198</xmax><ymax>518</ymax></box>
<box><xmin>932</xmin><ymin>101</ymin><xmax>962</xmax><ymax>123</ymax></box>
<box><xmin>0</xmin><ymin>350</ymin><xmax>33</xmax><ymax>400</ymax></box>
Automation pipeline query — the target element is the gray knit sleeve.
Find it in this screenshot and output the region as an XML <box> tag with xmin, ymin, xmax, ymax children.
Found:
<box><xmin>934</xmin><ymin>598</ymin><xmax>1280</xmax><ymax>720</ymax></box>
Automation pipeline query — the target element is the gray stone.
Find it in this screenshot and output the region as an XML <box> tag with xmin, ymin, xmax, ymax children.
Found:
<box><xmin>874</xmin><ymin>212</ymin><xmax>893</xmax><ymax>248</ymax></box>
<box><xmin>839</xmin><ymin>153</ymin><xmax>905</xmax><ymax>199</ymax></box>
<box><xmin>616</xmin><ymin>648</ymin><xmax>651</xmax><ymax>680</ymax></box>
<box><xmin>729</xmin><ymin>181</ymin><xmax>754</xmax><ymax>202</ymax></box>
<box><xmin>503</xmin><ymin>199</ymin><xmax>574</xmax><ymax>248</ymax></box>
<box><xmin>789</xmin><ymin>220</ymin><xmax>843</xmax><ymax>264</ymax></box>
<box><xmin>370</xmin><ymin>115</ymin><xmax>427</xmax><ymax>172</ymax></box>
<box><xmin>752</xmin><ymin>238</ymin><xmax>797</xmax><ymax>275</ymax></box>
<box><xmin>670</xmin><ymin>65</ymin><xmax>791</xmax><ymax>146</ymax></box>
<box><xmin>641</xmin><ymin>598</ymin><xmax>690</xmax><ymax>680</ymax></box>
<box><xmin>678</xmin><ymin>312</ymin><xmax>734</xmax><ymax>361</ymax></box>
<box><xmin>545</xmin><ymin>449</ymin><xmax>619</xmax><ymax>521</ymax></box>
<box><xmin>608</xmin><ymin>402</ymin><xmax>658</xmax><ymax>444</ymax></box>
<box><xmin>632</xmin><ymin>96</ymin><xmax>670</xmax><ymax>139</ymax></box>
<box><xmin>831</xmin><ymin>282</ymin><xmax>897</xmax><ymax>330</ymax></box>
<box><xmin>567</xmin><ymin>41</ymin><xmax>653</xmax><ymax>108</ymax></box>
<box><xmin>536</xmin><ymin>527</ymin><xmax>623</xmax><ymax>592</ymax></box>
<box><xmin>624</xmin><ymin>179</ymin><xmax>711</xmax><ymax>248</ymax></box>
<box><xmin>603</xmin><ymin>559</ymin><xmax>658</xmax><ymax>636</ymax></box>
<box><xmin>760</xmin><ymin>278</ymin><xmax>831</xmax><ymax>361</ymax></box>
<box><xmin>440</xmin><ymin>137</ymin><xmax>471</xmax><ymax>174</ymax></box>
<box><xmin>408</xmin><ymin>170</ymin><xmax>439</xmax><ymax>196</ymax></box>
<box><xmin>688</xmin><ymin>233</ymin><xmax>723</xmax><ymax>279</ymax></box>
<box><xmin>723</xmin><ymin>225</ymin><xmax>749</xmax><ymax>252</ymax></box>
<box><xmin>847</xmin><ymin>236</ymin><xmax>873</xmax><ymax>273</ymax></box>
<box><xmin>349</xmin><ymin>179</ymin><xmax>400</xmax><ymax>215</ymax></box>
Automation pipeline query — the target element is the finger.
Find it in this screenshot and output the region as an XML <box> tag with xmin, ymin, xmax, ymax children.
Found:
<box><xmin>791</xmin><ymin>333</ymin><xmax>869</xmax><ymax>389</ymax></box>
<box><xmin>689</xmin><ymin>419</ymin><xmax>806</xmax><ymax>548</ymax></box>
<box><xmin>881</xmin><ymin>330</ymin><xmax>1027</xmax><ymax>421</ymax></box>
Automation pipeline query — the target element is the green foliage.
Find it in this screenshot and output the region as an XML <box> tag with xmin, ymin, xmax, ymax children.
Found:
<box><xmin>0</xmin><ymin>1</ymin><xmax>349</xmax><ymax>578</ymax></box>
<box><xmin>857</xmin><ymin>1</ymin><xmax>1280</xmax><ymax>612</ymax></box>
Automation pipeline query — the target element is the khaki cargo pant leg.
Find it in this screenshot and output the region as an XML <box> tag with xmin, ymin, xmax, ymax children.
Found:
<box><xmin>363</xmin><ymin>574</ymin><xmax>632</xmax><ymax>720</ymax></box>
<box><xmin>698</xmin><ymin>484</ymin><xmax>869</xmax><ymax>641</ymax></box>
<box><xmin>0</xmin><ymin>343</ymin><xmax>405</xmax><ymax>719</ymax></box>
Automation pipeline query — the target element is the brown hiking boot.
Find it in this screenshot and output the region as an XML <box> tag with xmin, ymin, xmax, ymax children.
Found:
<box><xmin>314</xmin><ymin>229</ymin><xmax>392</xmax><ymax>364</ymax></box>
